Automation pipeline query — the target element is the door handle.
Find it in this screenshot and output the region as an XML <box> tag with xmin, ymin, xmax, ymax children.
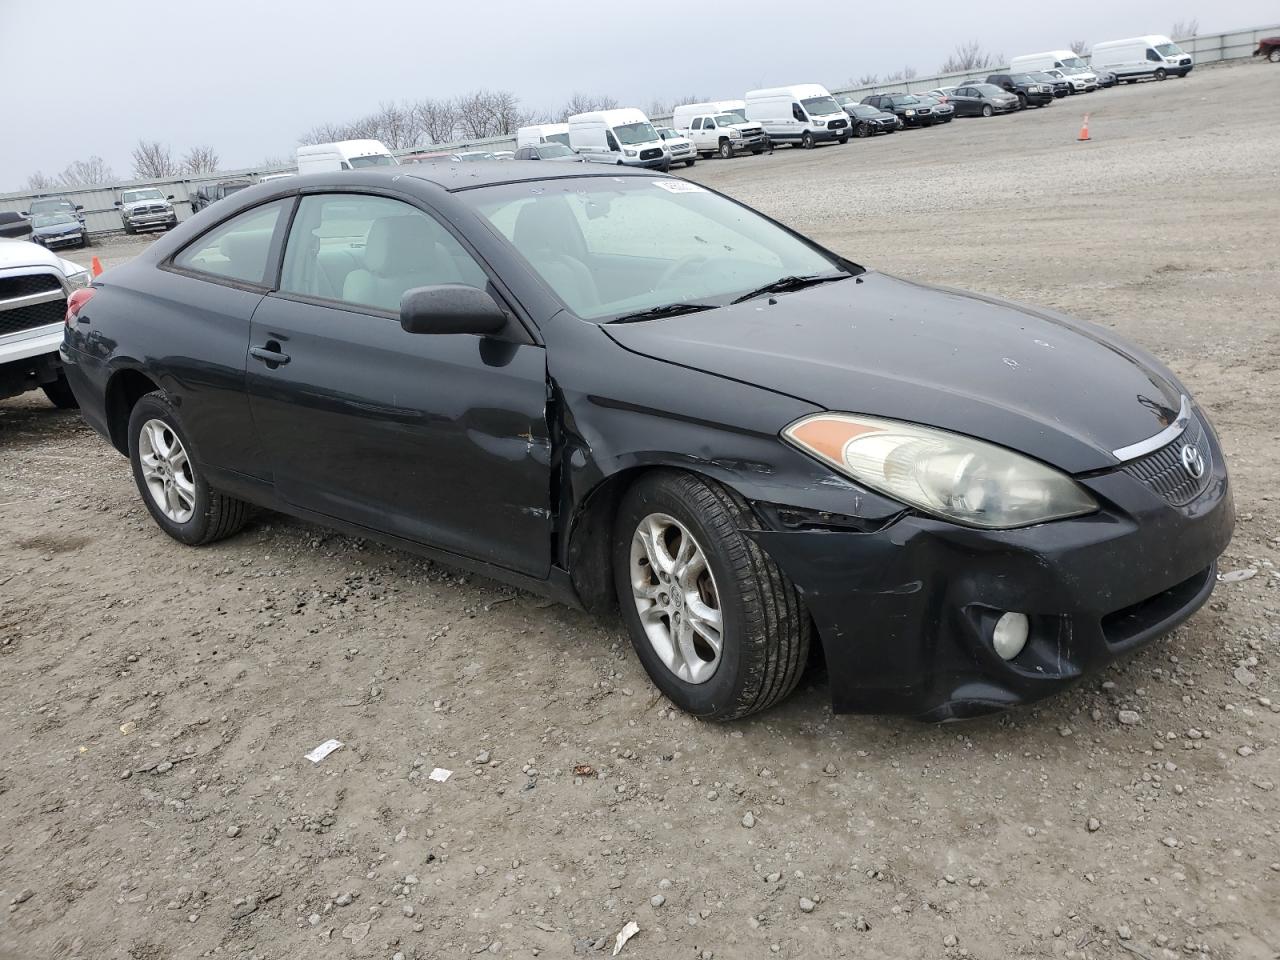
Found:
<box><xmin>250</xmin><ymin>343</ymin><xmax>290</xmax><ymax>366</ymax></box>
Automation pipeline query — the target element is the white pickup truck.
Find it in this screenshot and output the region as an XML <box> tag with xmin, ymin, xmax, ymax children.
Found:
<box><xmin>0</xmin><ymin>239</ymin><xmax>91</xmax><ymax>407</ymax></box>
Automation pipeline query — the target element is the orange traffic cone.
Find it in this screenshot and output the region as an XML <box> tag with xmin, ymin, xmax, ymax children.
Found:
<box><xmin>90</xmin><ymin>255</ymin><xmax>103</xmax><ymax>276</ymax></box>
<box><xmin>1077</xmin><ymin>114</ymin><xmax>1091</xmax><ymax>142</ymax></box>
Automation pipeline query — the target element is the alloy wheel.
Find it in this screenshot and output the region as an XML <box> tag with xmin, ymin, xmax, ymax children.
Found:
<box><xmin>629</xmin><ymin>513</ymin><xmax>723</xmax><ymax>684</ymax></box>
<box><xmin>137</xmin><ymin>418</ymin><xmax>196</xmax><ymax>523</ymax></box>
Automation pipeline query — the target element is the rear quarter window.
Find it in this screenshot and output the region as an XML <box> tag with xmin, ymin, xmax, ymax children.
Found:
<box><xmin>172</xmin><ymin>200</ymin><xmax>289</xmax><ymax>285</ymax></box>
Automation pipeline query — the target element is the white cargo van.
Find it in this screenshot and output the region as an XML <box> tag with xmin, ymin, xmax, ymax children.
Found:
<box><xmin>1090</xmin><ymin>36</ymin><xmax>1193</xmax><ymax>82</ymax></box>
<box><xmin>671</xmin><ymin>101</ymin><xmax>768</xmax><ymax>158</ymax></box>
<box><xmin>744</xmin><ymin>85</ymin><xmax>850</xmax><ymax>148</ymax></box>
<box><xmin>1009</xmin><ymin>51</ymin><xmax>1098</xmax><ymax>92</ymax></box>
<box><xmin>295</xmin><ymin>139</ymin><xmax>397</xmax><ymax>174</ymax></box>
<box><xmin>517</xmin><ymin>123</ymin><xmax>571</xmax><ymax>148</ymax></box>
<box><xmin>567</xmin><ymin>108</ymin><xmax>670</xmax><ymax>169</ymax></box>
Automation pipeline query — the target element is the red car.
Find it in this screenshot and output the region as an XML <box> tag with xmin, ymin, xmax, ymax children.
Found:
<box><xmin>1256</xmin><ymin>37</ymin><xmax>1280</xmax><ymax>63</ymax></box>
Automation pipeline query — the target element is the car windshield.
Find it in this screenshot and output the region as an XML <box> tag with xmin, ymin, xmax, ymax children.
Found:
<box><xmin>973</xmin><ymin>84</ymin><xmax>1006</xmax><ymax>96</ymax></box>
<box><xmin>34</xmin><ymin>213</ymin><xmax>77</xmax><ymax>227</ymax></box>
<box><xmin>465</xmin><ymin>177</ymin><xmax>850</xmax><ymax>321</ymax></box>
<box><xmin>848</xmin><ymin>104</ymin><xmax>879</xmax><ymax>118</ymax></box>
<box><xmin>1030</xmin><ymin>72</ymin><xmax>1059</xmax><ymax>82</ymax></box>
<box><xmin>458</xmin><ymin>152</ymin><xmax>496</xmax><ymax>162</ymax></box>
<box><xmin>539</xmin><ymin>143</ymin><xmax>575</xmax><ymax>158</ymax></box>
<box><xmin>546</xmin><ymin>132</ymin><xmax>571</xmax><ymax>146</ymax></box>
<box><xmin>614</xmin><ymin>121</ymin><xmax>659</xmax><ymax>145</ymax></box>
<box><xmin>800</xmin><ymin>96</ymin><xmax>842</xmax><ymax>117</ymax></box>
<box><xmin>891</xmin><ymin>95</ymin><xmax>920</xmax><ymax>105</ymax></box>
<box><xmin>348</xmin><ymin>154</ymin><xmax>396</xmax><ymax>168</ymax></box>
<box><xmin>657</xmin><ymin>128</ymin><xmax>678</xmax><ymax>139</ymax></box>
<box><xmin>1010</xmin><ymin>74</ymin><xmax>1037</xmax><ymax>83</ymax></box>
<box><xmin>713</xmin><ymin>113</ymin><xmax>741</xmax><ymax>126</ymax></box>
<box><xmin>1154</xmin><ymin>42</ymin><xmax>1184</xmax><ymax>57</ymax></box>
<box><xmin>716</xmin><ymin>108</ymin><xmax>747</xmax><ymax>122</ymax></box>
<box><xmin>122</xmin><ymin>189</ymin><xmax>164</xmax><ymax>203</ymax></box>
<box><xmin>31</xmin><ymin>199</ymin><xmax>73</xmax><ymax>214</ymax></box>
<box><xmin>223</xmin><ymin>183</ymin><xmax>249</xmax><ymax>194</ymax></box>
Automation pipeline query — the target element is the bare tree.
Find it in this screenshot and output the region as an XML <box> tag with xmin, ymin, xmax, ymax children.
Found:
<box><xmin>940</xmin><ymin>41</ymin><xmax>999</xmax><ymax>74</ymax></box>
<box><xmin>257</xmin><ymin>155</ymin><xmax>293</xmax><ymax>169</ymax></box>
<box><xmin>411</xmin><ymin>97</ymin><xmax>460</xmax><ymax>144</ymax></box>
<box><xmin>646</xmin><ymin>98</ymin><xmax>670</xmax><ymax>118</ymax></box>
<box><xmin>453</xmin><ymin>89</ymin><xmax>525</xmax><ymax>139</ymax></box>
<box><xmin>25</xmin><ymin>171</ymin><xmax>56</xmax><ymax>191</ymax></box>
<box><xmin>854</xmin><ymin>73</ymin><xmax>880</xmax><ymax>86</ymax></box>
<box><xmin>182</xmin><ymin>145</ymin><xmax>220</xmax><ymax>174</ymax></box>
<box><xmin>1070</xmin><ymin>39</ymin><xmax>1090</xmax><ymax>56</ymax></box>
<box><xmin>557</xmin><ymin>92</ymin><xmax>619</xmax><ymax>122</ymax></box>
<box><xmin>60</xmin><ymin>156</ymin><xmax>116</xmax><ymax>186</ymax></box>
<box><xmin>371</xmin><ymin>101</ymin><xmax>418</xmax><ymax>149</ymax></box>
<box><xmin>883</xmin><ymin>65</ymin><xmax>919</xmax><ymax>83</ymax></box>
<box><xmin>131</xmin><ymin>140</ymin><xmax>181</xmax><ymax>179</ymax></box>
<box><xmin>1170</xmin><ymin>19</ymin><xmax>1199</xmax><ymax>39</ymax></box>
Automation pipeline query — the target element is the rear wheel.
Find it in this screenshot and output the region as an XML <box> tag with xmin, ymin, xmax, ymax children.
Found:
<box><xmin>801</xmin><ymin>131</ymin><xmax>814</xmax><ymax>149</ymax></box>
<box><xmin>718</xmin><ymin>139</ymin><xmax>734</xmax><ymax>159</ymax></box>
<box><xmin>612</xmin><ymin>471</ymin><xmax>810</xmax><ymax>721</ymax></box>
<box><xmin>128</xmin><ymin>390</ymin><xmax>250</xmax><ymax>546</ymax></box>
<box><xmin>42</xmin><ymin>372</ymin><xmax>78</xmax><ymax>409</ymax></box>
<box><xmin>1270</xmin><ymin>48</ymin><xmax>1280</xmax><ymax>63</ymax></box>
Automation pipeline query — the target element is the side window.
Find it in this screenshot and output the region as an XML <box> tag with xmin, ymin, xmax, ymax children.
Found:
<box><xmin>278</xmin><ymin>193</ymin><xmax>488</xmax><ymax>313</ymax></box>
<box><xmin>606</xmin><ymin>131</ymin><xmax>620</xmax><ymax>151</ymax></box>
<box><xmin>1146</xmin><ymin>48</ymin><xmax>1162</xmax><ymax>61</ymax></box>
<box><xmin>172</xmin><ymin>199</ymin><xmax>288</xmax><ymax>285</ymax></box>
<box><xmin>705</xmin><ymin>117</ymin><xmax>716</xmax><ymax>129</ymax></box>
<box><xmin>791</xmin><ymin>102</ymin><xmax>806</xmax><ymax>122</ymax></box>
<box><xmin>691</xmin><ymin>117</ymin><xmax>703</xmax><ymax>130</ymax></box>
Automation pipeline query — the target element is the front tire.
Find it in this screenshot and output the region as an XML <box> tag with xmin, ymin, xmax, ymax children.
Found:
<box><xmin>684</xmin><ymin>158</ymin><xmax>696</xmax><ymax>167</ymax></box>
<box><xmin>718</xmin><ymin>139</ymin><xmax>734</xmax><ymax>159</ymax></box>
<box><xmin>855</xmin><ymin>121</ymin><xmax>870</xmax><ymax>138</ymax></box>
<box><xmin>1155</xmin><ymin>68</ymin><xmax>1167</xmax><ymax>81</ymax></box>
<box><xmin>42</xmin><ymin>372</ymin><xmax>78</xmax><ymax>409</ymax></box>
<box><xmin>981</xmin><ymin>104</ymin><xmax>994</xmax><ymax>117</ymax></box>
<box><xmin>612</xmin><ymin>471</ymin><xmax>811</xmax><ymax>721</ymax></box>
<box><xmin>128</xmin><ymin>390</ymin><xmax>249</xmax><ymax>546</ymax></box>
<box><xmin>1017</xmin><ymin>93</ymin><xmax>1027</xmax><ymax>109</ymax></box>
<box><xmin>800</xmin><ymin>131</ymin><xmax>814</xmax><ymax>149</ymax></box>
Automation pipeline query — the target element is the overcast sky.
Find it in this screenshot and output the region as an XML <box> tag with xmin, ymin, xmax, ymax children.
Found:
<box><xmin>3</xmin><ymin>0</ymin><xmax>1274</xmax><ymax>191</ymax></box>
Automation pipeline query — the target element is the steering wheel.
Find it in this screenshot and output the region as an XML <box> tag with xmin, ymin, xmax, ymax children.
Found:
<box><xmin>656</xmin><ymin>254</ymin><xmax>710</xmax><ymax>289</ymax></box>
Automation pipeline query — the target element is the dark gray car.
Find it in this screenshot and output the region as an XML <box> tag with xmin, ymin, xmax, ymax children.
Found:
<box><xmin>949</xmin><ymin>84</ymin><xmax>1021</xmax><ymax>117</ymax></box>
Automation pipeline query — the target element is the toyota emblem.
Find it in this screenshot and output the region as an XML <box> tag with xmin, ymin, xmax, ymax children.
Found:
<box><xmin>1180</xmin><ymin>444</ymin><xmax>1205</xmax><ymax>479</ymax></box>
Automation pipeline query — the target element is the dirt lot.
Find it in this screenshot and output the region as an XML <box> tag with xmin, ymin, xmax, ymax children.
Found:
<box><xmin>2</xmin><ymin>61</ymin><xmax>1278</xmax><ymax>960</ymax></box>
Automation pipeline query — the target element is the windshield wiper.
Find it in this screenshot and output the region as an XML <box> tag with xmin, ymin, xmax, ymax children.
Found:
<box><xmin>730</xmin><ymin>273</ymin><xmax>850</xmax><ymax>304</ymax></box>
<box><xmin>611</xmin><ymin>303</ymin><xmax>718</xmax><ymax>324</ymax></box>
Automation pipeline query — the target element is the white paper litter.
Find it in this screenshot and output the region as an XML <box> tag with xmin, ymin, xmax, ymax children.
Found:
<box><xmin>304</xmin><ymin>739</ymin><xmax>343</xmax><ymax>763</ymax></box>
<box><xmin>428</xmin><ymin>767</ymin><xmax>452</xmax><ymax>782</ymax></box>
<box><xmin>613</xmin><ymin>920</ymin><xmax>640</xmax><ymax>956</ymax></box>
<box><xmin>1218</xmin><ymin>568</ymin><xmax>1257</xmax><ymax>583</ymax></box>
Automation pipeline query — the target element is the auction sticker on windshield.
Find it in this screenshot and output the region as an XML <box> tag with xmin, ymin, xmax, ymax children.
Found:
<box><xmin>652</xmin><ymin>180</ymin><xmax>706</xmax><ymax>193</ymax></box>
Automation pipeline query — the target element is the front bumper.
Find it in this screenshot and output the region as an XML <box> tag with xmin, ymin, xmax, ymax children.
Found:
<box><xmin>748</xmin><ymin>421</ymin><xmax>1233</xmax><ymax>720</ymax></box>
<box><xmin>37</xmin><ymin>232</ymin><xmax>85</xmax><ymax>248</ymax></box>
<box><xmin>1024</xmin><ymin>91</ymin><xmax>1055</xmax><ymax>105</ymax></box>
<box><xmin>125</xmin><ymin>212</ymin><xmax>177</xmax><ymax>229</ymax></box>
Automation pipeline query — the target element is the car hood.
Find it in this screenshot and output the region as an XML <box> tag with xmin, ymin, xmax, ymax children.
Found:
<box><xmin>33</xmin><ymin>221</ymin><xmax>81</xmax><ymax>234</ymax></box>
<box><xmin>0</xmin><ymin>238</ymin><xmax>77</xmax><ymax>274</ymax></box>
<box><xmin>602</xmin><ymin>271</ymin><xmax>1183</xmax><ymax>474</ymax></box>
<box><xmin>122</xmin><ymin>198</ymin><xmax>171</xmax><ymax>211</ymax></box>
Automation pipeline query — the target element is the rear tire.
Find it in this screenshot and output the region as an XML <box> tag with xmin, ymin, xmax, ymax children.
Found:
<box><xmin>42</xmin><ymin>372</ymin><xmax>78</xmax><ymax>409</ymax></box>
<box><xmin>612</xmin><ymin>471</ymin><xmax>811</xmax><ymax>721</ymax></box>
<box><xmin>1270</xmin><ymin>48</ymin><xmax>1280</xmax><ymax>63</ymax></box>
<box><xmin>127</xmin><ymin>390</ymin><xmax>249</xmax><ymax>546</ymax></box>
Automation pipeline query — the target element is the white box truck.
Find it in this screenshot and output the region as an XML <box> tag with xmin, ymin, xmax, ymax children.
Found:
<box><xmin>744</xmin><ymin>84</ymin><xmax>850</xmax><ymax>148</ymax></box>
<box><xmin>517</xmin><ymin>123</ymin><xmax>571</xmax><ymax>148</ymax></box>
<box><xmin>295</xmin><ymin>139</ymin><xmax>397</xmax><ymax>174</ymax></box>
<box><xmin>567</xmin><ymin>108</ymin><xmax>670</xmax><ymax>169</ymax></box>
<box><xmin>1009</xmin><ymin>51</ymin><xmax>1098</xmax><ymax>92</ymax></box>
<box><xmin>671</xmin><ymin>101</ymin><xmax>768</xmax><ymax>158</ymax></box>
<box><xmin>1089</xmin><ymin>36</ymin><xmax>1193</xmax><ymax>82</ymax></box>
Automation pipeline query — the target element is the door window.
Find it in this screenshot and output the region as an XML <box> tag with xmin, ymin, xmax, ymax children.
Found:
<box><xmin>691</xmin><ymin>118</ymin><xmax>703</xmax><ymax>130</ymax></box>
<box><xmin>278</xmin><ymin>194</ymin><xmax>488</xmax><ymax>312</ymax></box>
<box><xmin>1146</xmin><ymin>48</ymin><xmax>1162</xmax><ymax>61</ymax></box>
<box><xmin>791</xmin><ymin>102</ymin><xmax>806</xmax><ymax>122</ymax></box>
<box><xmin>606</xmin><ymin>131</ymin><xmax>621</xmax><ymax>151</ymax></box>
<box><xmin>172</xmin><ymin>199</ymin><xmax>289</xmax><ymax>285</ymax></box>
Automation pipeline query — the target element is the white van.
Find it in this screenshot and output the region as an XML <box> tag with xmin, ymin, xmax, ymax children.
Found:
<box><xmin>671</xmin><ymin>101</ymin><xmax>768</xmax><ymax>158</ymax></box>
<box><xmin>295</xmin><ymin>139</ymin><xmax>397</xmax><ymax>174</ymax></box>
<box><xmin>1009</xmin><ymin>51</ymin><xmax>1098</xmax><ymax>92</ymax></box>
<box><xmin>744</xmin><ymin>85</ymin><xmax>850</xmax><ymax>148</ymax></box>
<box><xmin>1090</xmin><ymin>36</ymin><xmax>1193</xmax><ymax>82</ymax></box>
<box><xmin>567</xmin><ymin>108</ymin><xmax>669</xmax><ymax>169</ymax></box>
<box><xmin>517</xmin><ymin>123</ymin><xmax>571</xmax><ymax>149</ymax></box>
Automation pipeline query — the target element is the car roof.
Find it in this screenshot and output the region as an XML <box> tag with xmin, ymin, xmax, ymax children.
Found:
<box><xmin>361</xmin><ymin>162</ymin><xmax>662</xmax><ymax>192</ymax></box>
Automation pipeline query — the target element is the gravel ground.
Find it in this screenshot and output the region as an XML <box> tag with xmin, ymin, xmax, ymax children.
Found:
<box><xmin>2</xmin><ymin>60</ymin><xmax>1278</xmax><ymax>960</ymax></box>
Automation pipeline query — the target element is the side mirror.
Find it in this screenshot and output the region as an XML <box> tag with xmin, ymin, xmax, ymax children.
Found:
<box><xmin>166</xmin><ymin>194</ymin><xmax>175</xmax><ymax>200</ymax></box>
<box><xmin>20</xmin><ymin>210</ymin><xmax>28</xmax><ymax>216</ymax></box>
<box><xmin>400</xmin><ymin>284</ymin><xmax>508</xmax><ymax>337</ymax></box>
<box><xmin>113</xmin><ymin>200</ymin><xmax>122</xmax><ymax>207</ymax></box>
<box><xmin>76</xmin><ymin>204</ymin><xmax>84</xmax><ymax>211</ymax></box>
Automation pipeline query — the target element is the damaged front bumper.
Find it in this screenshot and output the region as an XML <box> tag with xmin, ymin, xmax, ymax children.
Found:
<box><xmin>747</xmin><ymin>434</ymin><xmax>1234</xmax><ymax>720</ymax></box>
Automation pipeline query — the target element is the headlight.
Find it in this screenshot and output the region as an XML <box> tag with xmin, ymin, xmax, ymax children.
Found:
<box><xmin>782</xmin><ymin>413</ymin><xmax>1097</xmax><ymax>529</ymax></box>
<box><xmin>623</xmin><ymin>149</ymin><xmax>638</xmax><ymax>157</ymax></box>
<box><xmin>813</xmin><ymin>119</ymin><xmax>826</xmax><ymax>127</ymax></box>
<box><xmin>905</xmin><ymin>109</ymin><xmax>916</xmax><ymax>115</ymax></box>
<box><xmin>65</xmin><ymin>270</ymin><xmax>91</xmax><ymax>290</ymax></box>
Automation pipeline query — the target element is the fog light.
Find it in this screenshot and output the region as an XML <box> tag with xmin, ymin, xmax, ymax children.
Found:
<box><xmin>992</xmin><ymin>612</ymin><xmax>1029</xmax><ymax>661</ymax></box>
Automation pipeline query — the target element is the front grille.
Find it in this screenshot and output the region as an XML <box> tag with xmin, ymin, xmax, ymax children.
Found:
<box><xmin>0</xmin><ymin>296</ymin><xmax>65</xmax><ymax>337</ymax></box>
<box><xmin>1121</xmin><ymin>413</ymin><xmax>1213</xmax><ymax>506</ymax></box>
<box><xmin>1180</xmin><ymin>57</ymin><xmax>1191</xmax><ymax>65</ymax></box>
<box><xmin>0</xmin><ymin>273</ymin><xmax>61</xmax><ymax>300</ymax></box>
<box><xmin>828</xmin><ymin>118</ymin><xmax>848</xmax><ymax>129</ymax></box>
<box><xmin>640</xmin><ymin>147</ymin><xmax>663</xmax><ymax>160</ymax></box>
